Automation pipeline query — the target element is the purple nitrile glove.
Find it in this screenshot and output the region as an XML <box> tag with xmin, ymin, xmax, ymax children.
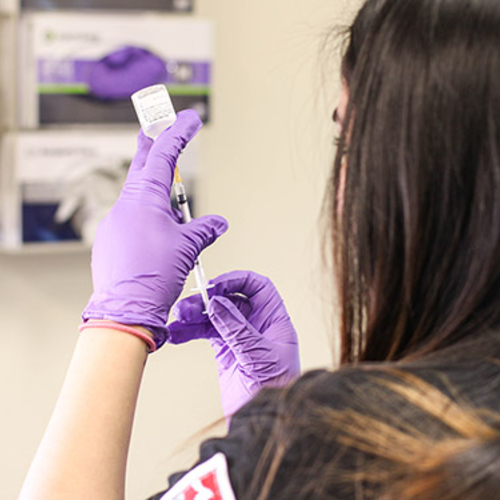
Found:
<box><xmin>168</xmin><ymin>271</ymin><xmax>301</xmax><ymax>418</ymax></box>
<box><xmin>88</xmin><ymin>46</ymin><xmax>167</xmax><ymax>101</ymax></box>
<box><xmin>82</xmin><ymin>110</ymin><xmax>228</xmax><ymax>349</ymax></box>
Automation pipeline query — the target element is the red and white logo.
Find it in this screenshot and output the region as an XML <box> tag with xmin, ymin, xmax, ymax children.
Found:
<box><xmin>161</xmin><ymin>453</ymin><xmax>236</xmax><ymax>500</ymax></box>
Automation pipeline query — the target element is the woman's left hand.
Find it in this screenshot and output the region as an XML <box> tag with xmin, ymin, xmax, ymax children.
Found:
<box><xmin>82</xmin><ymin>110</ymin><xmax>228</xmax><ymax>349</ymax></box>
<box><xmin>168</xmin><ymin>271</ymin><xmax>301</xmax><ymax>418</ymax></box>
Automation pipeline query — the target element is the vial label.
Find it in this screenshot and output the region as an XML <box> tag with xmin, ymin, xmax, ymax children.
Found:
<box><xmin>143</xmin><ymin>102</ymin><xmax>174</xmax><ymax>124</ymax></box>
<box><xmin>133</xmin><ymin>85</ymin><xmax>176</xmax><ymax>126</ymax></box>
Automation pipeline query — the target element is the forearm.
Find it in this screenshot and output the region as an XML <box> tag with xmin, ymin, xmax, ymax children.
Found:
<box><xmin>19</xmin><ymin>327</ymin><xmax>150</xmax><ymax>500</ymax></box>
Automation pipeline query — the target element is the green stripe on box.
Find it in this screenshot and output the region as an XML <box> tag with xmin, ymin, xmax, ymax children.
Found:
<box><xmin>38</xmin><ymin>84</ymin><xmax>90</xmax><ymax>95</ymax></box>
<box><xmin>38</xmin><ymin>84</ymin><xmax>209</xmax><ymax>96</ymax></box>
<box><xmin>167</xmin><ymin>85</ymin><xmax>211</xmax><ymax>96</ymax></box>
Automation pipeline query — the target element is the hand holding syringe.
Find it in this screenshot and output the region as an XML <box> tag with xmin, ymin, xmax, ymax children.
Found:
<box><xmin>131</xmin><ymin>84</ymin><xmax>212</xmax><ymax>311</ymax></box>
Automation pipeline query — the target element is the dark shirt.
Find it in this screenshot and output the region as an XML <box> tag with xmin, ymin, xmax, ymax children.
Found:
<box><xmin>147</xmin><ymin>354</ymin><xmax>500</xmax><ymax>500</ymax></box>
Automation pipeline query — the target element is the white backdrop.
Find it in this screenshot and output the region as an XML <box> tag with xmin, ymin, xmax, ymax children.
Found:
<box><xmin>0</xmin><ymin>1</ymin><xmax>362</xmax><ymax>498</ymax></box>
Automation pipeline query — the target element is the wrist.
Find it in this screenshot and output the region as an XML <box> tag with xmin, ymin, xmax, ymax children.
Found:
<box><xmin>81</xmin><ymin>320</ymin><xmax>156</xmax><ymax>353</ymax></box>
<box><xmin>82</xmin><ymin>307</ymin><xmax>169</xmax><ymax>349</ymax></box>
<box><xmin>85</xmin><ymin>319</ymin><xmax>154</xmax><ymax>339</ymax></box>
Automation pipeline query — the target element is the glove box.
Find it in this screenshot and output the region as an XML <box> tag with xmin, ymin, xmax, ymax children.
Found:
<box><xmin>0</xmin><ymin>129</ymin><xmax>198</xmax><ymax>250</ymax></box>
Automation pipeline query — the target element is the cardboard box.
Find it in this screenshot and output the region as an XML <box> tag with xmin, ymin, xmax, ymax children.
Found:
<box><xmin>0</xmin><ymin>129</ymin><xmax>198</xmax><ymax>249</ymax></box>
<box><xmin>18</xmin><ymin>13</ymin><xmax>212</xmax><ymax>126</ymax></box>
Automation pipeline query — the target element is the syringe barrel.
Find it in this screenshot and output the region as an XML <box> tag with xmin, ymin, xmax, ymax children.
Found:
<box><xmin>174</xmin><ymin>182</ymin><xmax>193</xmax><ymax>223</ymax></box>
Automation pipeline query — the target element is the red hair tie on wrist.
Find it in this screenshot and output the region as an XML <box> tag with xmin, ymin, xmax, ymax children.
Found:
<box><xmin>79</xmin><ymin>321</ymin><xmax>157</xmax><ymax>353</ymax></box>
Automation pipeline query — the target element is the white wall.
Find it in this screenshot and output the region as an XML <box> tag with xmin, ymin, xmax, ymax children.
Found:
<box><xmin>0</xmin><ymin>1</ymin><xmax>361</xmax><ymax>498</ymax></box>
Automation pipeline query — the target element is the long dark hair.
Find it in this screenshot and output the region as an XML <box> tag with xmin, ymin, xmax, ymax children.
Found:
<box><xmin>329</xmin><ymin>0</ymin><xmax>500</xmax><ymax>363</ymax></box>
<box><xmin>250</xmin><ymin>367</ymin><xmax>500</xmax><ymax>500</ymax></box>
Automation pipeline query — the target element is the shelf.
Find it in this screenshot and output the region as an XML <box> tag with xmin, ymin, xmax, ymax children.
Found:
<box><xmin>0</xmin><ymin>240</ymin><xmax>89</xmax><ymax>254</ymax></box>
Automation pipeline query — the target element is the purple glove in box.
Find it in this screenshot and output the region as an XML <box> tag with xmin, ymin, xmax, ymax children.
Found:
<box><xmin>88</xmin><ymin>47</ymin><xmax>168</xmax><ymax>101</ymax></box>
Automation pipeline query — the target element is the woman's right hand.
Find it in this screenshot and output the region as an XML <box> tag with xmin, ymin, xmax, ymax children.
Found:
<box><xmin>168</xmin><ymin>271</ymin><xmax>301</xmax><ymax>419</ymax></box>
<box><xmin>82</xmin><ymin>110</ymin><xmax>228</xmax><ymax>349</ymax></box>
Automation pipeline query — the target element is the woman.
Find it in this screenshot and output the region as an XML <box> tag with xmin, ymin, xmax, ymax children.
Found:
<box><xmin>19</xmin><ymin>0</ymin><xmax>500</xmax><ymax>498</ymax></box>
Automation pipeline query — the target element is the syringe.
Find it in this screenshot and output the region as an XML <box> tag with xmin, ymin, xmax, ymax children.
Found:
<box><xmin>173</xmin><ymin>167</ymin><xmax>211</xmax><ymax>311</ymax></box>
